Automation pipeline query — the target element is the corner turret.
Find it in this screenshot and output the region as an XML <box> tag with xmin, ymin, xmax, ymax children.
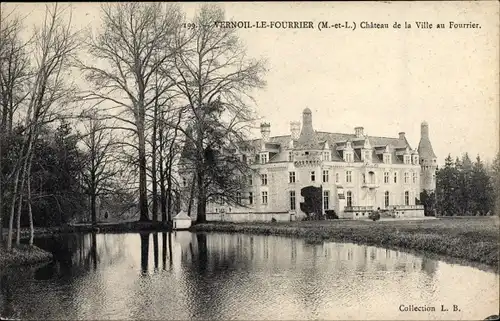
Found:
<box><xmin>418</xmin><ymin>121</ymin><xmax>437</xmax><ymax>192</ymax></box>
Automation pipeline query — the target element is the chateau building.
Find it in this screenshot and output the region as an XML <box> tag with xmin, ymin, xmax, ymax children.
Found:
<box><xmin>183</xmin><ymin>108</ymin><xmax>437</xmax><ymax>221</ymax></box>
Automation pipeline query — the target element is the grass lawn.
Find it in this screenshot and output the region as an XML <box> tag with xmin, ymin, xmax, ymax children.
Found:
<box><xmin>193</xmin><ymin>216</ymin><xmax>500</xmax><ymax>270</ymax></box>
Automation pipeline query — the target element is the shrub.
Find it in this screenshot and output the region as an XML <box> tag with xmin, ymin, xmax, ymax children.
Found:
<box><xmin>369</xmin><ymin>211</ymin><xmax>381</xmax><ymax>221</ymax></box>
<box><xmin>325</xmin><ymin>210</ymin><xmax>338</xmax><ymax>220</ymax></box>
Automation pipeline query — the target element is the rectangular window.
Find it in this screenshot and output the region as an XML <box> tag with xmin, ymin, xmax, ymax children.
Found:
<box><xmin>289</xmin><ymin>171</ymin><xmax>296</xmax><ymax>183</ymax></box>
<box><xmin>393</xmin><ymin>172</ymin><xmax>398</xmax><ymax>183</ymax></box>
<box><xmin>322</xmin><ymin>170</ymin><xmax>329</xmax><ymax>183</ymax></box>
<box><xmin>323</xmin><ymin>152</ymin><xmax>330</xmax><ymax>161</ymax></box>
<box><xmin>288</xmin><ymin>151</ymin><xmax>293</xmax><ymax>162</ymax></box>
<box><xmin>262</xmin><ymin>191</ymin><xmax>268</xmax><ymax>205</ymax></box>
<box><xmin>345</xmin><ymin>153</ymin><xmax>353</xmax><ymax>163</ymax></box>
<box><xmin>248</xmin><ymin>175</ymin><xmax>253</xmax><ymax>186</ymax></box>
<box><xmin>384</xmin><ymin>172</ymin><xmax>389</xmax><ymax>184</ymax></box>
<box><xmin>182</xmin><ymin>178</ymin><xmax>187</xmax><ymax>187</ymax></box>
<box><xmin>384</xmin><ymin>154</ymin><xmax>391</xmax><ymax>164</ymax></box>
<box><xmin>260</xmin><ymin>153</ymin><xmax>268</xmax><ymax>164</ymax></box>
<box><xmin>248</xmin><ymin>192</ymin><xmax>253</xmax><ymax>205</ymax></box>
<box><xmin>311</xmin><ymin>171</ymin><xmax>316</xmax><ymax>182</ymax></box>
<box><xmin>404</xmin><ymin>155</ymin><xmax>410</xmax><ymax>164</ymax></box>
<box><xmin>412</xmin><ymin>172</ymin><xmax>417</xmax><ymax>184</ymax></box>
<box><xmin>404</xmin><ymin>172</ymin><xmax>409</xmax><ymax>183</ymax></box>
<box><xmin>404</xmin><ymin>191</ymin><xmax>409</xmax><ymax>205</ymax></box>
<box><xmin>384</xmin><ymin>191</ymin><xmax>390</xmax><ymax>207</ymax></box>
<box><xmin>261</xmin><ymin>174</ymin><xmax>268</xmax><ymax>185</ymax></box>
<box><xmin>236</xmin><ymin>192</ymin><xmax>242</xmax><ymax>204</ymax></box>
<box><xmin>346</xmin><ymin>171</ymin><xmax>352</xmax><ymax>183</ymax></box>
<box><xmin>335</xmin><ymin>172</ymin><xmax>339</xmax><ymax>183</ymax></box>
<box><xmin>323</xmin><ymin>190</ymin><xmax>330</xmax><ymax>210</ymax></box>
<box><xmin>290</xmin><ymin>191</ymin><xmax>296</xmax><ymax>210</ymax></box>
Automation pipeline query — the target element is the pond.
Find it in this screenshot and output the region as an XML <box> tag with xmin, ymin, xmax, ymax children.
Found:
<box><xmin>0</xmin><ymin>232</ymin><xmax>498</xmax><ymax>320</ymax></box>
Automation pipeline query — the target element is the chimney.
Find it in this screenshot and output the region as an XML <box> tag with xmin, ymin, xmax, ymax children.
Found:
<box><xmin>355</xmin><ymin>126</ymin><xmax>364</xmax><ymax>138</ymax></box>
<box><xmin>399</xmin><ymin>132</ymin><xmax>406</xmax><ymax>140</ymax></box>
<box><xmin>260</xmin><ymin>123</ymin><xmax>271</xmax><ymax>142</ymax></box>
<box><xmin>421</xmin><ymin>121</ymin><xmax>429</xmax><ymax>139</ymax></box>
<box><xmin>290</xmin><ymin>121</ymin><xmax>301</xmax><ymax>140</ymax></box>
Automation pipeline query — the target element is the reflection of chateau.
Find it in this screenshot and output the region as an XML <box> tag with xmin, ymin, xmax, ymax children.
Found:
<box><xmin>201</xmin><ymin>234</ymin><xmax>433</xmax><ymax>274</ymax></box>
<box><xmin>183</xmin><ymin>108</ymin><xmax>437</xmax><ymax>221</ymax></box>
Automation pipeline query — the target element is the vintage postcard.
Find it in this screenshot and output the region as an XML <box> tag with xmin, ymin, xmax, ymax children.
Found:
<box><xmin>0</xmin><ymin>1</ymin><xmax>499</xmax><ymax>321</ymax></box>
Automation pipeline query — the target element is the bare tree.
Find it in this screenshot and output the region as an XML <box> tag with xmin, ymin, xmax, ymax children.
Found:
<box><xmin>79</xmin><ymin>3</ymin><xmax>184</xmax><ymax>222</ymax></box>
<box><xmin>79</xmin><ymin>109</ymin><xmax>120</xmax><ymax>226</ymax></box>
<box><xmin>169</xmin><ymin>5</ymin><xmax>266</xmax><ymax>223</ymax></box>
<box><xmin>0</xmin><ymin>5</ymin><xmax>31</xmax><ymax>244</ymax></box>
<box><xmin>5</xmin><ymin>3</ymin><xmax>79</xmax><ymax>250</ymax></box>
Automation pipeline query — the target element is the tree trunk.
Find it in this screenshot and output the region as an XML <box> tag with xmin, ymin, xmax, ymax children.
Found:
<box><xmin>15</xmin><ymin>164</ymin><xmax>28</xmax><ymax>246</ymax></box>
<box><xmin>0</xmin><ymin>130</ymin><xmax>3</xmax><ymax>244</ymax></box>
<box><xmin>7</xmin><ymin>168</ymin><xmax>20</xmax><ymax>251</ymax></box>
<box><xmin>187</xmin><ymin>174</ymin><xmax>197</xmax><ymax>217</ymax></box>
<box><xmin>27</xmin><ymin>172</ymin><xmax>34</xmax><ymax>246</ymax></box>
<box><xmin>196</xmin><ymin>169</ymin><xmax>206</xmax><ymax>223</ymax></box>
<box><xmin>158</xmin><ymin>116</ymin><xmax>167</xmax><ymax>222</ymax></box>
<box><xmin>159</xmin><ymin>163</ymin><xmax>167</xmax><ymax>222</ymax></box>
<box><xmin>166</xmin><ymin>160</ymin><xmax>173</xmax><ymax>221</ymax></box>
<box><xmin>151</xmin><ymin>109</ymin><xmax>158</xmax><ymax>222</ymax></box>
<box><xmin>138</xmin><ymin>127</ymin><xmax>149</xmax><ymax>221</ymax></box>
<box><xmin>91</xmin><ymin>193</ymin><xmax>97</xmax><ymax>227</ymax></box>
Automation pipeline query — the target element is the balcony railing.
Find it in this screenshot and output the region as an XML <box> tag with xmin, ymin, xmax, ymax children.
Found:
<box><xmin>389</xmin><ymin>205</ymin><xmax>424</xmax><ymax>210</ymax></box>
<box><xmin>361</xmin><ymin>182</ymin><xmax>379</xmax><ymax>188</ymax></box>
<box><xmin>344</xmin><ymin>206</ymin><xmax>374</xmax><ymax>212</ymax></box>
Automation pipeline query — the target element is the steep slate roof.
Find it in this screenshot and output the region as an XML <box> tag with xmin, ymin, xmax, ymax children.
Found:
<box><xmin>247</xmin><ymin>130</ymin><xmax>412</xmax><ymax>163</ymax></box>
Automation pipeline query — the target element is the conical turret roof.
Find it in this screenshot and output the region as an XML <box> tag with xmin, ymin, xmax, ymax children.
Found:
<box><xmin>296</xmin><ymin>108</ymin><xmax>321</xmax><ymax>150</ymax></box>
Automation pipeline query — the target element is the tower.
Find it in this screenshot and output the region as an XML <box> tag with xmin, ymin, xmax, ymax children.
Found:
<box><xmin>417</xmin><ymin>121</ymin><xmax>437</xmax><ymax>192</ymax></box>
<box><xmin>260</xmin><ymin>122</ymin><xmax>271</xmax><ymax>142</ymax></box>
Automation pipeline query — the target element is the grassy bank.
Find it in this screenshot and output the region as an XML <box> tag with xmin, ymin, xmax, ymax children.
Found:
<box><xmin>193</xmin><ymin>217</ymin><xmax>499</xmax><ymax>269</ymax></box>
<box><xmin>0</xmin><ymin>244</ymin><xmax>53</xmax><ymax>268</ymax></box>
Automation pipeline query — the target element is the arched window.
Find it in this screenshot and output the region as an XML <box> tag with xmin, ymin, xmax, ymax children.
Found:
<box><xmin>346</xmin><ymin>191</ymin><xmax>352</xmax><ymax>207</ymax></box>
<box><xmin>368</xmin><ymin>171</ymin><xmax>375</xmax><ymax>184</ymax></box>
<box><xmin>404</xmin><ymin>191</ymin><xmax>409</xmax><ymax>205</ymax></box>
<box><xmin>384</xmin><ymin>191</ymin><xmax>390</xmax><ymax>207</ymax></box>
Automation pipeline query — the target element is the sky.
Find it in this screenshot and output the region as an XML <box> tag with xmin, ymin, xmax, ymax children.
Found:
<box><xmin>3</xmin><ymin>2</ymin><xmax>499</xmax><ymax>165</ymax></box>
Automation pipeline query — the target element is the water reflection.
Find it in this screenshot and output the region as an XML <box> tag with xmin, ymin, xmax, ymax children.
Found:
<box><xmin>0</xmin><ymin>232</ymin><xmax>497</xmax><ymax>320</ymax></box>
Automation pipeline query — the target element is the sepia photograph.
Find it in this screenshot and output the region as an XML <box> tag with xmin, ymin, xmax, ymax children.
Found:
<box><xmin>0</xmin><ymin>2</ymin><xmax>499</xmax><ymax>320</ymax></box>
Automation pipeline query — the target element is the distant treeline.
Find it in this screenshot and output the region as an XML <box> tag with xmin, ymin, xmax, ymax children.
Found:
<box><xmin>420</xmin><ymin>152</ymin><xmax>499</xmax><ymax>216</ymax></box>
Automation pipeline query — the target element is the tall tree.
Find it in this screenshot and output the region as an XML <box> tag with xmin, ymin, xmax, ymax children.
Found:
<box><xmin>470</xmin><ymin>155</ymin><xmax>494</xmax><ymax>215</ymax></box>
<box><xmin>79</xmin><ymin>109</ymin><xmax>120</xmax><ymax>226</ymax></box>
<box><xmin>169</xmin><ymin>5</ymin><xmax>266</xmax><ymax>223</ymax></box>
<box><xmin>491</xmin><ymin>152</ymin><xmax>500</xmax><ymax>216</ymax></box>
<box><xmin>5</xmin><ymin>4</ymin><xmax>79</xmax><ymax>250</ymax></box>
<box><xmin>436</xmin><ymin>154</ymin><xmax>460</xmax><ymax>216</ymax></box>
<box><xmin>0</xmin><ymin>5</ymin><xmax>30</xmax><ymax>244</ymax></box>
<box><xmin>80</xmin><ymin>3</ymin><xmax>183</xmax><ymax>222</ymax></box>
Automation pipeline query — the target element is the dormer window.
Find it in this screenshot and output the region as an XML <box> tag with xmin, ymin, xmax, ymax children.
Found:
<box><xmin>384</xmin><ymin>154</ymin><xmax>391</xmax><ymax>164</ymax></box>
<box><xmin>260</xmin><ymin>153</ymin><xmax>268</xmax><ymax>164</ymax></box>
<box><xmin>364</xmin><ymin>150</ymin><xmax>371</xmax><ymax>162</ymax></box>
<box><xmin>412</xmin><ymin>155</ymin><xmax>419</xmax><ymax>165</ymax></box>
<box><xmin>344</xmin><ymin>152</ymin><xmax>353</xmax><ymax>163</ymax></box>
<box><xmin>288</xmin><ymin>151</ymin><xmax>293</xmax><ymax>162</ymax></box>
<box><xmin>404</xmin><ymin>155</ymin><xmax>411</xmax><ymax>165</ymax></box>
<box><xmin>323</xmin><ymin>151</ymin><xmax>330</xmax><ymax>161</ymax></box>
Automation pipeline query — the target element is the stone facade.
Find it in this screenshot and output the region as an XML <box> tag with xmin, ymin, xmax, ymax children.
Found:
<box><xmin>183</xmin><ymin>108</ymin><xmax>437</xmax><ymax>221</ymax></box>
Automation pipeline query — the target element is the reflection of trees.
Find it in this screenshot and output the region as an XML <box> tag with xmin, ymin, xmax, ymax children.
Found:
<box><xmin>179</xmin><ymin>233</ymin><xmax>251</xmax><ymax>320</ymax></box>
<box><xmin>140</xmin><ymin>233</ymin><xmax>150</xmax><ymax>274</ymax></box>
<box><xmin>153</xmin><ymin>233</ymin><xmax>159</xmax><ymax>271</ymax></box>
<box><xmin>421</xmin><ymin>257</ymin><xmax>438</xmax><ymax>277</ymax></box>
